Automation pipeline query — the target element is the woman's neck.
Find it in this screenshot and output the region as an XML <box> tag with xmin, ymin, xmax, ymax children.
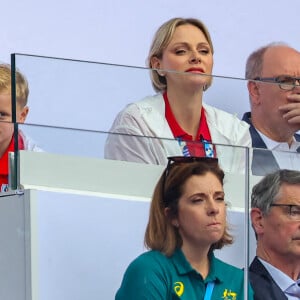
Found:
<box><xmin>181</xmin><ymin>244</ymin><xmax>210</xmax><ymax>279</ymax></box>
<box><xmin>166</xmin><ymin>89</ymin><xmax>203</xmax><ymax>139</ymax></box>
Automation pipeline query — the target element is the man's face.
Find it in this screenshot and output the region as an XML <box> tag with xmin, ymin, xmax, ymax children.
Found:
<box><xmin>254</xmin><ymin>46</ymin><xmax>300</xmax><ymax>134</ymax></box>
<box><xmin>253</xmin><ymin>183</ymin><xmax>300</xmax><ymax>263</ymax></box>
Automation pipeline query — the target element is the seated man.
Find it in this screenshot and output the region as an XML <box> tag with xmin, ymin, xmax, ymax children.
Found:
<box><xmin>0</xmin><ymin>64</ymin><xmax>41</xmax><ymax>191</ymax></box>
<box><xmin>243</xmin><ymin>42</ymin><xmax>300</xmax><ymax>175</ymax></box>
<box><xmin>250</xmin><ymin>169</ymin><xmax>300</xmax><ymax>299</ymax></box>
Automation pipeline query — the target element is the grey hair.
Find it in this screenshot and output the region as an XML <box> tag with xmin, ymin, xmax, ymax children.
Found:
<box><xmin>251</xmin><ymin>169</ymin><xmax>300</xmax><ymax>215</ymax></box>
<box><xmin>245</xmin><ymin>42</ymin><xmax>289</xmax><ymax>79</ymax></box>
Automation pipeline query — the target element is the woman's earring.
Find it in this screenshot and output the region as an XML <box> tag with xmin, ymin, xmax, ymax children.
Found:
<box><xmin>157</xmin><ymin>70</ymin><xmax>166</xmax><ymax>77</ymax></box>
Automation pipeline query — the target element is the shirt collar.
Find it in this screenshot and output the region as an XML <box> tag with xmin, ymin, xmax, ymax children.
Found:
<box><xmin>171</xmin><ymin>249</ymin><xmax>221</xmax><ymax>283</ymax></box>
<box><xmin>258</xmin><ymin>257</ymin><xmax>298</xmax><ymax>292</ymax></box>
<box><xmin>163</xmin><ymin>91</ymin><xmax>211</xmax><ymax>142</ymax></box>
<box><xmin>257</xmin><ymin>129</ymin><xmax>300</xmax><ymax>152</ymax></box>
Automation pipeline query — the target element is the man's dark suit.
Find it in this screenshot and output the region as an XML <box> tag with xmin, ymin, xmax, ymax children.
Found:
<box><xmin>242</xmin><ymin>112</ymin><xmax>300</xmax><ymax>176</ymax></box>
<box><xmin>249</xmin><ymin>256</ymin><xmax>288</xmax><ymax>300</ymax></box>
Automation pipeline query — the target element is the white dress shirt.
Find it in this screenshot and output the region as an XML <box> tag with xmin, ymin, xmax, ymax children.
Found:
<box><xmin>259</xmin><ymin>258</ymin><xmax>300</xmax><ymax>300</ymax></box>
<box><xmin>257</xmin><ymin>130</ymin><xmax>300</xmax><ymax>170</ymax></box>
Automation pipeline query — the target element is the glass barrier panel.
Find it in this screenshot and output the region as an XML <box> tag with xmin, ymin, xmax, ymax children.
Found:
<box><xmin>248</xmin><ymin>147</ymin><xmax>300</xmax><ymax>300</ymax></box>
<box><xmin>8</xmin><ymin>53</ymin><xmax>300</xmax><ymax>299</ymax></box>
<box><xmin>14</xmin><ymin>130</ymin><xmax>253</xmax><ymax>299</ymax></box>
<box><xmin>11</xmin><ymin>128</ymin><xmax>300</xmax><ymax>299</ymax></box>
<box><xmin>11</xmin><ymin>53</ymin><xmax>299</xmax><ymax>147</ymax></box>
<box><xmin>13</xmin><ymin>54</ymin><xmax>153</xmax><ymax>131</ymax></box>
<box><xmin>250</xmin><ymin>146</ymin><xmax>300</xmax><ymax>176</ymax></box>
<box><xmin>12</xmin><ymin>53</ymin><xmax>251</xmax><ymax>131</ymax></box>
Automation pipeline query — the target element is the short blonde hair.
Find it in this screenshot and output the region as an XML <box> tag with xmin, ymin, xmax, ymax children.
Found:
<box><xmin>0</xmin><ymin>64</ymin><xmax>29</xmax><ymax>107</ymax></box>
<box><xmin>147</xmin><ymin>17</ymin><xmax>214</xmax><ymax>92</ymax></box>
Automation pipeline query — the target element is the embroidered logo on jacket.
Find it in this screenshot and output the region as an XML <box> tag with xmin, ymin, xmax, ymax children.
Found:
<box><xmin>222</xmin><ymin>289</ymin><xmax>237</xmax><ymax>300</ymax></box>
<box><xmin>174</xmin><ymin>281</ymin><xmax>184</xmax><ymax>297</ymax></box>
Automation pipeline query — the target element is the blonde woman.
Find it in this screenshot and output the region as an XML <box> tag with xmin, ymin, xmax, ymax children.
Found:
<box><xmin>105</xmin><ymin>18</ymin><xmax>250</xmax><ymax>172</ymax></box>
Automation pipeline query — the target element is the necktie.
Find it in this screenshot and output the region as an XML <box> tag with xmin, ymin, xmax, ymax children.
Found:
<box><xmin>285</xmin><ymin>282</ymin><xmax>300</xmax><ymax>298</ymax></box>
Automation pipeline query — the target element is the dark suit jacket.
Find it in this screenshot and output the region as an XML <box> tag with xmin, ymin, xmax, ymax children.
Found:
<box><xmin>242</xmin><ymin>112</ymin><xmax>300</xmax><ymax>176</ymax></box>
<box><xmin>249</xmin><ymin>257</ymin><xmax>288</xmax><ymax>300</ymax></box>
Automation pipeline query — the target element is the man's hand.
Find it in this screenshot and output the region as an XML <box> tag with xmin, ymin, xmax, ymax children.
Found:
<box><xmin>279</xmin><ymin>93</ymin><xmax>300</xmax><ymax>130</ymax></box>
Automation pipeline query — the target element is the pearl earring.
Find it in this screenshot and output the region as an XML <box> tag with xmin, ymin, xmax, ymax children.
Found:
<box><xmin>158</xmin><ymin>70</ymin><xmax>165</xmax><ymax>77</ymax></box>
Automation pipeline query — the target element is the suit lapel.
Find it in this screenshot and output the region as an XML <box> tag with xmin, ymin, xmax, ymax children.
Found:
<box><xmin>250</xmin><ymin>257</ymin><xmax>288</xmax><ymax>300</ymax></box>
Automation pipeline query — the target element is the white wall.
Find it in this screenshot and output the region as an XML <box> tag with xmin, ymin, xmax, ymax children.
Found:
<box><xmin>5</xmin><ymin>0</ymin><xmax>299</xmax><ymax>155</ymax></box>
<box><xmin>1</xmin><ymin>0</ymin><xmax>299</xmax><ymax>78</ymax></box>
<box><xmin>30</xmin><ymin>191</ymin><xmax>255</xmax><ymax>300</ymax></box>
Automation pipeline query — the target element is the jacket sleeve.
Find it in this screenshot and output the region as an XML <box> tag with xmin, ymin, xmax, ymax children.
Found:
<box><xmin>21</xmin><ymin>131</ymin><xmax>44</xmax><ymax>152</ymax></box>
<box><xmin>104</xmin><ymin>104</ymin><xmax>163</xmax><ymax>164</ymax></box>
